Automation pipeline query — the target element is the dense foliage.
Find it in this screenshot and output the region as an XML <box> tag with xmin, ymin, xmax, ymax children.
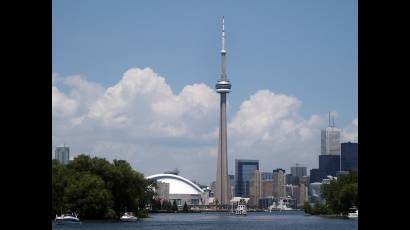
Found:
<box><xmin>304</xmin><ymin>172</ymin><xmax>358</xmax><ymax>216</ymax></box>
<box><xmin>149</xmin><ymin>199</ymin><xmax>182</xmax><ymax>212</ymax></box>
<box><xmin>182</xmin><ymin>202</ymin><xmax>189</xmax><ymax>212</ymax></box>
<box><xmin>52</xmin><ymin>155</ymin><xmax>155</xmax><ymax>219</ymax></box>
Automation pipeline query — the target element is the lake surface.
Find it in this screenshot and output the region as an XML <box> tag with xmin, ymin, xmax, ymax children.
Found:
<box><xmin>52</xmin><ymin>211</ymin><xmax>357</xmax><ymax>230</ymax></box>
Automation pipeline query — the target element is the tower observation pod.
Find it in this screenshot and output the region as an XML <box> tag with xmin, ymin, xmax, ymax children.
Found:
<box><xmin>215</xmin><ymin>16</ymin><xmax>231</xmax><ymax>93</ymax></box>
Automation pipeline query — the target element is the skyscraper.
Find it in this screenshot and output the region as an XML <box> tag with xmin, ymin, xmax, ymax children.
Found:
<box><xmin>272</xmin><ymin>168</ymin><xmax>286</xmax><ymax>199</ymax></box>
<box><xmin>309</xmin><ymin>168</ymin><xmax>322</xmax><ymax>183</ymax></box>
<box><xmin>291</xmin><ymin>163</ymin><xmax>307</xmax><ymax>179</ymax></box>
<box><xmin>55</xmin><ymin>144</ymin><xmax>69</xmax><ymax>164</ymax></box>
<box><xmin>286</xmin><ymin>174</ymin><xmax>299</xmax><ymax>185</ymax></box>
<box><xmin>317</xmin><ymin>113</ymin><xmax>341</xmax><ymax>180</ymax></box>
<box><xmin>235</xmin><ymin>159</ymin><xmax>259</xmax><ymax>197</ymax></box>
<box><xmin>215</xmin><ymin>17</ymin><xmax>232</xmax><ymax>205</ymax></box>
<box><xmin>341</xmin><ymin>142</ymin><xmax>358</xmax><ymax>172</ymax></box>
<box><xmin>249</xmin><ymin>170</ymin><xmax>262</xmax><ymax>207</ymax></box>
<box><xmin>319</xmin><ymin>155</ymin><xmax>340</xmax><ymax>178</ymax></box>
<box><xmin>321</xmin><ymin>113</ymin><xmax>341</xmax><ymax>155</ymax></box>
<box><xmin>298</xmin><ymin>184</ymin><xmax>308</xmax><ymax>207</ymax></box>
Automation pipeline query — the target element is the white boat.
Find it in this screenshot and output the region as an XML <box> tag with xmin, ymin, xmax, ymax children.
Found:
<box><xmin>120</xmin><ymin>212</ymin><xmax>138</xmax><ymax>222</ymax></box>
<box><xmin>235</xmin><ymin>198</ymin><xmax>247</xmax><ymax>215</ymax></box>
<box><xmin>269</xmin><ymin>198</ymin><xmax>293</xmax><ymax>211</ymax></box>
<box><xmin>347</xmin><ymin>207</ymin><xmax>358</xmax><ymax>219</ymax></box>
<box><xmin>55</xmin><ymin>212</ymin><xmax>80</xmax><ymax>223</ymax></box>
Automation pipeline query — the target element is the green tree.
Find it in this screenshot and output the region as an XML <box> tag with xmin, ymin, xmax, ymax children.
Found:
<box><xmin>311</xmin><ymin>202</ymin><xmax>329</xmax><ymax>215</ymax></box>
<box><xmin>52</xmin><ymin>154</ymin><xmax>155</xmax><ymax>219</ymax></box>
<box><xmin>183</xmin><ymin>202</ymin><xmax>189</xmax><ymax>212</ymax></box>
<box><xmin>164</xmin><ymin>200</ymin><xmax>172</xmax><ymax>212</ymax></box>
<box><xmin>321</xmin><ymin>172</ymin><xmax>358</xmax><ymax>215</ymax></box>
<box><xmin>52</xmin><ymin>160</ymin><xmax>68</xmax><ymax>217</ymax></box>
<box><xmin>172</xmin><ymin>200</ymin><xmax>178</xmax><ymax>212</ymax></box>
<box><xmin>303</xmin><ymin>202</ymin><xmax>311</xmax><ymax>214</ymax></box>
<box><xmin>64</xmin><ymin>171</ymin><xmax>113</xmax><ymax>219</ymax></box>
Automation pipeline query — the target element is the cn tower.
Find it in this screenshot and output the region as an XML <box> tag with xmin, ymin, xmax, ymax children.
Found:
<box><xmin>215</xmin><ymin>16</ymin><xmax>231</xmax><ymax>205</ymax></box>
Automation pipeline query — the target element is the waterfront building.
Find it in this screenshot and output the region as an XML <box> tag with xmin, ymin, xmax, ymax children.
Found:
<box><xmin>298</xmin><ymin>184</ymin><xmax>308</xmax><ymax>207</ymax></box>
<box><xmin>341</xmin><ymin>142</ymin><xmax>358</xmax><ymax>172</ymax></box>
<box><xmin>285</xmin><ymin>184</ymin><xmax>298</xmax><ymax>199</ymax></box>
<box><xmin>262</xmin><ymin>179</ymin><xmax>274</xmax><ymax>197</ymax></box>
<box><xmin>235</xmin><ymin>159</ymin><xmax>259</xmax><ymax>197</ymax></box>
<box><xmin>55</xmin><ymin>144</ymin><xmax>69</xmax><ymax>165</ymax></box>
<box><xmin>215</xmin><ymin>17</ymin><xmax>232</xmax><ymax>205</ymax></box>
<box><xmin>272</xmin><ymin>168</ymin><xmax>286</xmax><ymax>199</ymax></box>
<box><xmin>259</xmin><ymin>196</ymin><xmax>275</xmax><ymax>209</ymax></box>
<box><xmin>249</xmin><ymin>170</ymin><xmax>262</xmax><ymax>207</ymax></box>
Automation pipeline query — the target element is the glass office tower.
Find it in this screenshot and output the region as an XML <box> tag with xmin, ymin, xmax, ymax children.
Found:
<box><xmin>55</xmin><ymin>144</ymin><xmax>70</xmax><ymax>164</ymax></box>
<box><xmin>235</xmin><ymin>159</ymin><xmax>259</xmax><ymax>197</ymax></box>
<box><xmin>341</xmin><ymin>142</ymin><xmax>358</xmax><ymax>172</ymax></box>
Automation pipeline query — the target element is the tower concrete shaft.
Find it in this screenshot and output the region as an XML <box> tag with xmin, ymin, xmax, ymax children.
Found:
<box><xmin>215</xmin><ymin>16</ymin><xmax>231</xmax><ymax>205</ymax></box>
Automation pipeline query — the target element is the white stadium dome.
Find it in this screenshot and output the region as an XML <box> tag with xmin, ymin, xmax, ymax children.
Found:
<box><xmin>146</xmin><ymin>173</ymin><xmax>203</xmax><ymax>195</ymax></box>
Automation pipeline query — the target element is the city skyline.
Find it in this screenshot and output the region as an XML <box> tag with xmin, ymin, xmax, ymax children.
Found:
<box><xmin>52</xmin><ymin>0</ymin><xmax>358</xmax><ymax>185</ymax></box>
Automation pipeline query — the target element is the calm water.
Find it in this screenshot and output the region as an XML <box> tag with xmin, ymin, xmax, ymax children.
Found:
<box><xmin>52</xmin><ymin>211</ymin><xmax>357</xmax><ymax>230</ymax></box>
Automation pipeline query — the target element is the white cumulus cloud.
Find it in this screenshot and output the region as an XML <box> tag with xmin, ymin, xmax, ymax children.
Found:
<box><xmin>342</xmin><ymin>117</ymin><xmax>358</xmax><ymax>142</ymax></box>
<box><xmin>52</xmin><ymin>67</ymin><xmax>358</xmax><ymax>184</ymax></box>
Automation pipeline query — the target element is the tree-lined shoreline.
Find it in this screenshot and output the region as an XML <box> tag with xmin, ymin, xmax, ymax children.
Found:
<box><xmin>52</xmin><ymin>155</ymin><xmax>155</xmax><ymax>220</ymax></box>
<box><xmin>304</xmin><ymin>172</ymin><xmax>358</xmax><ymax>216</ymax></box>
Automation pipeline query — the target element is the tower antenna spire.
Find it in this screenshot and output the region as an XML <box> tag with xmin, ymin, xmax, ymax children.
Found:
<box><xmin>328</xmin><ymin>112</ymin><xmax>331</xmax><ymax>127</ymax></box>
<box><xmin>220</xmin><ymin>16</ymin><xmax>226</xmax><ymax>80</ymax></box>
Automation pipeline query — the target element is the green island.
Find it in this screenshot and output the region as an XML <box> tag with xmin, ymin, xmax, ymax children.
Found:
<box><xmin>303</xmin><ymin>172</ymin><xmax>358</xmax><ymax>217</ymax></box>
<box><xmin>52</xmin><ymin>154</ymin><xmax>158</xmax><ymax>220</ymax></box>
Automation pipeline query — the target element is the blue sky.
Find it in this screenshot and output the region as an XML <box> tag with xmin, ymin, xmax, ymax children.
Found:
<box><xmin>52</xmin><ymin>0</ymin><xmax>357</xmax><ymax>183</ymax></box>
<box><xmin>53</xmin><ymin>0</ymin><xmax>357</xmax><ymax>127</ymax></box>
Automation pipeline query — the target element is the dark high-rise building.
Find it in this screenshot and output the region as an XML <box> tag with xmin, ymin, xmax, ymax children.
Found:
<box><xmin>341</xmin><ymin>142</ymin><xmax>358</xmax><ymax>172</ymax></box>
<box><xmin>309</xmin><ymin>169</ymin><xmax>322</xmax><ymax>183</ymax></box>
<box><xmin>319</xmin><ymin>155</ymin><xmax>340</xmax><ymax>178</ymax></box>
<box><xmin>286</xmin><ymin>174</ymin><xmax>299</xmax><ymax>185</ymax></box>
<box><xmin>291</xmin><ymin>164</ymin><xmax>307</xmax><ymax>179</ymax></box>
<box><xmin>235</xmin><ymin>159</ymin><xmax>259</xmax><ymax>197</ymax></box>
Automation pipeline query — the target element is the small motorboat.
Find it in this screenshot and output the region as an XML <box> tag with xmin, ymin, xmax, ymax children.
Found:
<box><xmin>120</xmin><ymin>212</ymin><xmax>138</xmax><ymax>222</ymax></box>
<box><xmin>347</xmin><ymin>207</ymin><xmax>358</xmax><ymax>219</ymax></box>
<box><xmin>55</xmin><ymin>212</ymin><xmax>80</xmax><ymax>224</ymax></box>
